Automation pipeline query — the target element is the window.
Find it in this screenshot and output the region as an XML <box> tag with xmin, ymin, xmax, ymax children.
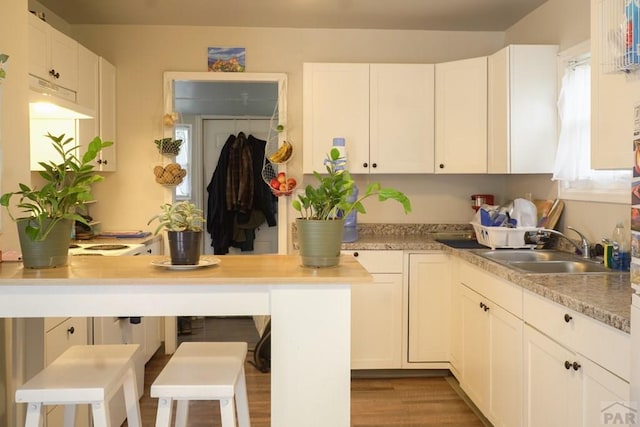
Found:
<box><xmin>174</xmin><ymin>124</ymin><xmax>192</xmax><ymax>200</ymax></box>
<box><xmin>553</xmin><ymin>42</ymin><xmax>630</xmax><ymax>204</ymax></box>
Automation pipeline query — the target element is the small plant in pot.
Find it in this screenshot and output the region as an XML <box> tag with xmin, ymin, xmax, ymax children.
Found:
<box><xmin>0</xmin><ymin>133</ymin><xmax>112</xmax><ymax>268</ymax></box>
<box><xmin>293</xmin><ymin>148</ymin><xmax>412</xmax><ymax>267</ymax></box>
<box><xmin>148</xmin><ymin>201</ymin><xmax>205</xmax><ymax>265</ymax></box>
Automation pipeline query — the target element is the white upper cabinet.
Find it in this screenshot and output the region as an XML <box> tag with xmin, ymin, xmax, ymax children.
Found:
<box><xmin>78</xmin><ymin>57</ymin><xmax>117</xmax><ymax>171</ymax></box>
<box><xmin>28</xmin><ymin>12</ymin><xmax>78</xmax><ymax>92</ymax></box>
<box><xmin>303</xmin><ymin>63</ymin><xmax>435</xmax><ymax>174</ymax></box>
<box><xmin>435</xmin><ymin>56</ymin><xmax>488</xmax><ymax>174</ymax></box>
<box><xmin>590</xmin><ymin>0</ymin><xmax>636</xmax><ymax>169</ymax></box>
<box><xmin>369</xmin><ymin>64</ymin><xmax>435</xmax><ymax>174</ymax></box>
<box><xmin>303</xmin><ymin>63</ymin><xmax>370</xmax><ymax>174</ymax></box>
<box><xmin>488</xmin><ymin>45</ymin><xmax>559</xmax><ymax>174</ymax></box>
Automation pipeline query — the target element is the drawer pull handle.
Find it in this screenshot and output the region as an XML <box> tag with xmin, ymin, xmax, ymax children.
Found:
<box><xmin>67</xmin><ymin>326</ymin><xmax>75</xmax><ymax>335</ymax></box>
<box><xmin>564</xmin><ymin>360</ymin><xmax>581</xmax><ymax>371</ymax></box>
<box><xmin>353</xmin><ymin>252</ymin><xmax>359</xmax><ymax>257</ymax></box>
<box><xmin>564</xmin><ymin>314</ymin><xmax>572</xmax><ymax>323</ymax></box>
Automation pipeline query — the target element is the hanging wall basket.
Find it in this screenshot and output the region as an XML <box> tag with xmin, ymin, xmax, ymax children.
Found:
<box><xmin>154</xmin><ymin>138</ymin><xmax>183</xmax><ymax>156</ymax></box>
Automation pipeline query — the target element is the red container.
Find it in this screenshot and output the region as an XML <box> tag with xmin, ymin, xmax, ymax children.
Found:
<box><xmin>471</xmin><ymin>194</ymin><xmax>494</xmax><ymax>211</ymax></box>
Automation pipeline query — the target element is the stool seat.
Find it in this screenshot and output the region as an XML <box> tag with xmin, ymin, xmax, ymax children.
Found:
<box><xmin>151</xmin><ymin>342</ymin><xmax>250</xmax><ymax>427</ymax></box>
<box><xmin>16</xmin><ymin>344</ymin><xmax>142</xmax><ymax>427</ymax></box>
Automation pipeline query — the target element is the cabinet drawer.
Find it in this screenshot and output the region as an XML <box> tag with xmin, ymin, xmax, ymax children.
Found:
<box><xmin>343</xmin><ymin>250</ymin><xmax>403</xmax><ymax>273</ymax></box>
<box><xmin>523</xmin><ymin>290</ymin><xmax>629</xmax><ymax>381</ymax></box>
<box><xmin>45</xmin><ymin>317</ymin><xmax>87</xmax><ymax>366</ymax></box>
<box><xmin>459</xmin><ymin>260</ymin><xmax>522</xmax><ymax>317</ymax></box>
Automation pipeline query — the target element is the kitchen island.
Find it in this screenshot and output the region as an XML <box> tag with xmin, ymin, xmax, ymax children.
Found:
<box><xmin>0</xmin><ymin>254</ymin><xmax>372</xmax><ymax>427</ymax></box>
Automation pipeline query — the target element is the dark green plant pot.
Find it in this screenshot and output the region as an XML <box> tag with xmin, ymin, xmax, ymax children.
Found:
<box><xmin>17</xmin><ymin>218</ymin><xmax>72</xmax><ymax>269</ymax></box>
<box><xmin>168</xmin><ymin>230</ymin><xmax>202</xmax><ymax>265</ymax></box>
<box><xmin>296</xmin><ymin>218</ymin><xmax>344</xmax><ymax>268</ymax></box>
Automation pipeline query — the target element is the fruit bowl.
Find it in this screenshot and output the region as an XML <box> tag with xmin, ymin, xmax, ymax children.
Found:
<box><xmin>268</xmin><ymin>171</ymin><xmax>297</xmax><ymax>197</ymax></box>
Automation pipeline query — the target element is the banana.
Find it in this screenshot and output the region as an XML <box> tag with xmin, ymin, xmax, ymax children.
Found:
<box><xmin>269</xmin><ymin>141</ymin><xmax>293</xmax><ymax>163</ymax></box>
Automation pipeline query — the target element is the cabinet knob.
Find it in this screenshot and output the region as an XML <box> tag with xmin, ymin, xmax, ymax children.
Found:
<box><xmin>49</xmin><ymin>69</ymin><xmax>60</xmax><ymax>79</ymax></box>
<box><xmin>372</xmin><ymin>163</ymin><xmax>377</xmax><ymax>168</ymax></box>
<box><xmin>564</xmin><ymin>313</ymin><xmax>572</xmax><ymax>323</ymax></box>
<box><xmin>439</xmin><ymin>163</ymin><xmax>445</xmax><ymax>169</ymax></box>
<box><xmin>564</xmin><ymin>360</ymin><xmax>581</xmax><ymax>371</ymax></box>
<box><xmin>479</xmin><ymin>302</ymin><xmax>485</xmax><ymax>309</ymax></box>
<box><xmin>97</xmin><ymin>159</ymin><xmax>108</xmax><ymax>165</ymax></box>
<box><xmin>363</xmin><ymin>163</ymin><xmax>368</xmax><ymax>168</ymax></box>
<box><xmin>67</xmin><ymin>326</ymin><xmax>75</xmax><ymax>335</ymax></box>
<box><xmin>483</xmin><ymin>304</ymin><xmax>490</xmax><ymax>312</ymax></box>
<box><xmin>353</xmin><ymin>252</ymin><xmax>359</xmax><ymax>257</ymax></box>
<box><xmin>147</xmin><ymin>249</ymin><xmax>152</xmax><ymax>254</ymax></box>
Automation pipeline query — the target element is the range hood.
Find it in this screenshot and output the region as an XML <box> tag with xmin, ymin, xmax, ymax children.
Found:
<box><xmin>29</xmin><ymin>75</ymin><xmax>95</xmax><ymax>119</ymax></box>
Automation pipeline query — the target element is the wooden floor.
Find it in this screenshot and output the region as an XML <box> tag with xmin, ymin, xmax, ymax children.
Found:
<box><xmin>127</xmin><ymin>317</ymin><xmax>486</xmax><ymax>427</ymax></box>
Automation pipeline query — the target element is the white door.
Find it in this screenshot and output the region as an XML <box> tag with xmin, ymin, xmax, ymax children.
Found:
<box><xmin>202</xmin><ymin>119</ymin><xmax>277</xmax><ymax>255</ymax></box>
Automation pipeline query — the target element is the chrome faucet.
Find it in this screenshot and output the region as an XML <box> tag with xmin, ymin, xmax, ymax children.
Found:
<box><xmin>524</xmin><ymin>226</ymin><xmax>592</xmax><ymax>258</ymax></box>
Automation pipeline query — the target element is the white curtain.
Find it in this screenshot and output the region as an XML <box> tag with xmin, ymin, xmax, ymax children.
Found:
<box><xmin>552</xmin><ymin>63</ymin><xmax>591</xmax><ymax>181</ymax></box>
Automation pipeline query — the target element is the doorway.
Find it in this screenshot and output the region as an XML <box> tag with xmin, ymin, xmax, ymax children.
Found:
<box><xmin>162</xmin><ymin>72</ymin><xmax>287</xmax><ymax>353</ymax></box>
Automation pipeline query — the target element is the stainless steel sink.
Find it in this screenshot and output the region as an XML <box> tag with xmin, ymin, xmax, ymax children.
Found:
<box><xmin>508</xmin><ymin>260</ymin><xmax>612</xmax><ymax>274</ymax></box>
<box><xmin>476</xmin><ymin>249</ymin><xmax>614</xmax><ymax>274</ymax></box>
<box><xmin>477</xmin><ymin>250</ymin><xmax>576</xmax><ymax>262</ymax></box>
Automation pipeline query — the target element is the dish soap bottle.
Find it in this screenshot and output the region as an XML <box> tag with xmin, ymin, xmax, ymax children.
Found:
<box><xmin>611</xmin><ymin>222</ymin><xmax>631</xmax><ymax>271</ymax></box>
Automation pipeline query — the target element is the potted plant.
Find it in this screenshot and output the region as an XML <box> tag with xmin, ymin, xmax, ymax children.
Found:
<box><xmin>0</xmin><ymin>133</ymin><xmax>112</xmax><ymax>268</ymax></box>
<box><xmin>154</xmin><ymin>137</ymin><xmax>183</xmax><ymax>156</ymax></box>
<box><xmin>293</xmin><ymin>148</ymin><xmax>412</xmax><ymax>267</ymax></box>
<box><xmin>148</xmin><ymin>200</ymin><xmax>205</xmax><ymax>265</ymax></box>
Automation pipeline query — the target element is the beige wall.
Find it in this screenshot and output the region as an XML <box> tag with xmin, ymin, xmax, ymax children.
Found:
<box><xmin>0</xmin><ymin>1</ymin><xmax>29</xmax><ymax>426</ymax></box>
<box><xmin>14</xmin><ymin>0</ymin><xmax>620</xmax><ymax>244</ymax></box>
<box><xmin>67</xmin><ymin>24</ymin><xmax>506</xmax><ymax>230</ymax></box>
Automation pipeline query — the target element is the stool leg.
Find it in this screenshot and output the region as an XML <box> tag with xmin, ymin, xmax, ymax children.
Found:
<box><xmin>122</xmin><ymin>367</ymin><xmax>142</xmax><ymax>427</ymax></box>
<box><xmin>90</xmin><ymin>400</ymin><xmax>112</xmax><ymax>427</ymax></box>
<box><xmin>175</xmin><ymin>400</ymin><xmax>189</xmax><ymax>427</ymax></box>
<box><xmin>24</xmin><ymin>402</ymin><xmax>43</xmax><ymax>427</ymax></box>
<box><xmin>62</xmin><ymin>404</ymin><xmax>77</xmax><ymax>427</ymax></box>
<box><xmin>155</xmin><ymin>397</ymin><xmax>173</xmax><ymax>427</ymax></box>
<box><xmin>220</xmin><ymin>398</ymin><xmax>237</xmax><ymax>427</ymax></box>
<box><xmin>235</xmin><ymin>367</ymin><xmax>251</xmax><ymax>427</ymax></box>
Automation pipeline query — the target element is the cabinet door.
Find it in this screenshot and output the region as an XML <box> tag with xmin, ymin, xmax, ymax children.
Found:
<box><xmin>487</xmin><ymin>299</ymin><xmax>523</xmax><ymax>427</ymax></box>
<box><xmin>407</xmin><ymin>252</ymin><xmax>450</xmax><ymax>362</ymax></box>
<box><xmin>77</xmin><ymin>44</ymin><xmax>99</xmax><ymax>112</ymax></box>
<box><xmin>581</xmin><ymin>357</ymin><xmax>631</xmax><ymax>427</ymax></box>
<box><xmin>370</xmin><ymin>64</ymin><xmax>435</xmax><ymax>173</ymax></box>
<box><xmin>460</xmin><ymin>285</ymin><xmax>490</xmax><ymax>410</ymax></box>
<box><xmin>302</xmin><ymin>63</ymin><xmax>370</xmax><ymax>174</ymax></box>
<box><xmin>49</xmin><ymin>29</ymin><xmax>78</xmax><ymax>92</ymax></box>
<box><xmin>435</xmin><ymin>56</ymin><xmax>487</xmax><ymax>174</ymax></box>
<box><xmin>97</xmin><ymin>57</ymin><xmax>117</xmax><ymax>170</ymax></box>
<box><xmin>590</xmin><ymin>0</ymin><xmax>633</xmax><ymax>169</ymax></box>
<box><xmin>28</xmin><ymin>12</ymin><xmax>50</xmax><ymax>81</ymax></box>
<box><xmin>351</xmin><ymin>273</ymin><xmax>403</xmax><ymax>369</ymax></box>
<box><xmin>524</xmin><ymin>325</ymin><xmax>580</xmax><ymax>427</ymax></box>
<box><xmin>488</xmin><ymin>45</ymin><xmax>558</xmax><ymax>174</ymax></box>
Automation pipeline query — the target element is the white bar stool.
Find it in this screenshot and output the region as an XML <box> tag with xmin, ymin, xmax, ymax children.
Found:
<box><xmin>15</xmin><ymin>344</ymin><xmax>142</xmax><ymax>427</ymax></box>
<box><xmin>151</xmin><ymin>342</ymin><xmax>251</xmax><ymax>427</ymax></box>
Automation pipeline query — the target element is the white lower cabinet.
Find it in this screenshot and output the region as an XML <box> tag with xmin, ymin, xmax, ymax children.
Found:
<box><xmin>523</xmin><ymin>291</ymin><xmax>631</xmax><ymax>427</ymax></box>
<box><xmin>25</xmin><ymin>317</ymin><xmax>89</xmax><ymax>427</ymax></box>
<box><xmin>458</xmin><ymin>261</ymin><xmax>523</xmax><ymax>427</ymax></box>
<box><xmin>346</xmin><ymin>250</ymin><xmax>403</xmax><ymax>369</ymax></box>
<box><xmin>407</xmin><ymin>252</ymin><xmax>450</xmax><ymax>364</ymax></box>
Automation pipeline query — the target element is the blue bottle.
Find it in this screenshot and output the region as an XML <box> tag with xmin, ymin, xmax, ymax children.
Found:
<box><xmin>343</xmin><ymin>184</ymin><xmax>359</xmax><ymax>243</ymax></box>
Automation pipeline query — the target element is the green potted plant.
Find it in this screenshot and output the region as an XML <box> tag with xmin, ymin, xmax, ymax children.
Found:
<box><xmin>293</xmin><ymin>148</ymin><xmax>412</xmax><ymax>267</ymax></box>
<box><xmin>0</xmin><ymin>133</ymin><xmax>112</xmax><ymax>268</ymax></box>
<box><xmin>148</xmin><ymin>200</ymin><xmax>205</xmax><ymax>265</ymax></box>
<box><xmin>154</xmin><ymin>137</ymin><xmax>183</xmax><ymax>156</ymax></box>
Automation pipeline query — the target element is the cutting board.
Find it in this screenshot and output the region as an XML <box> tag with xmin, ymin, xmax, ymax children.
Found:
<box><xmin>537</xmin><ymin>199</ymin><xmax>564</xmax><ymax>230</ymax></box>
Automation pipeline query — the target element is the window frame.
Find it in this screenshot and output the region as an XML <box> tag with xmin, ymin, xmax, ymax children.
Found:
<box><xmin>555</xmin><ymin>41</ymin><xmax>630</xmax><ymax>205</ymax></box>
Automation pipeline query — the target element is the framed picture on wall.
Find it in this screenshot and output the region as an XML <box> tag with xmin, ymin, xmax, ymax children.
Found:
<box><xmin>207</xmin><ymin>47</ymin><xmax>245</xmax><ymax>72</ymax></box>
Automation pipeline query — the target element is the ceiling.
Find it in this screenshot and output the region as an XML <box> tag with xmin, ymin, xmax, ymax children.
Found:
<box><xmin>37</xmin><ymin>0</ymin><xmax>547</xmax><ymax>31</ymax></box>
